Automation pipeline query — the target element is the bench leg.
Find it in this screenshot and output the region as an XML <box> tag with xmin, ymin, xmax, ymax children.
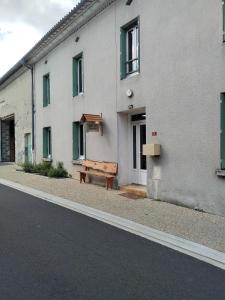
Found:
<box><xmin>106</xmin><ymin>178</ymin><xmax>110</xmax><ymax>190</ymax></box>
<box><xmin>106</xmin><ymin>178</ymin><xmax>114</xmax><ymax>190</ymax></box>
<box><xmin>110</xmin><ymin>178</ymin><xmax>114</xmax><ymax>189</ymax></box>
<box><xmin>109</xmin><ymin>178</ymin><xmax>114</xmax><ymax>189</ymax></box>
<box><xmin>80</xmin><ymin>173</ymin><xmax>86</xmax><ymax>183</ymax></box>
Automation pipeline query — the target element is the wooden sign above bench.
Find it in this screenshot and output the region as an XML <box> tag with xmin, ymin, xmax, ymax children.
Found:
<box><xmin>80</xmin><ymin>114</ymin><xmax>104</xmax><ymax>135</ymax></box>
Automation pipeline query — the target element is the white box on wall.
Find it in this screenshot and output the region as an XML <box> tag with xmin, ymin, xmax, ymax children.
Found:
<box><xmin>143</xmin><ymin>144</ymin><xmax>161</xmax><ymax>156</ymax></box>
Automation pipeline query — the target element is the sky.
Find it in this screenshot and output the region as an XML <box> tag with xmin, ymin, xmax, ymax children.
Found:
<box><xmin>0</xmin><ymin>0</ymin><xmax>80</xmax><ymax>78</ymax></box>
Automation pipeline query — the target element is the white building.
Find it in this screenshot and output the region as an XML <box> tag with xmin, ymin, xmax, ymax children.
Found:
<box><xmin>1</xmin><ymin>0</ymin><xmax>225</xmax><ymax>216</ymax></box>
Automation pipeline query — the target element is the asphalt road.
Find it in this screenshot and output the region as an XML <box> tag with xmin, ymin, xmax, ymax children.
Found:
<box><xmin>0</xmin><ymin>184</ymin><xmax>225</xmax><ymax>300</ymax></box>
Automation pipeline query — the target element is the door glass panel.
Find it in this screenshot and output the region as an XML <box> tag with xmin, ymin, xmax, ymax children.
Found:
<box><xmin>133</xmin><ymin>125</ymin><xmax>136</xmax><ymax>169</ymax></box>
<box><xmin>140</xmin><ymin>124</ymin><xmax>146</xmax><ymax>170</ymax></box>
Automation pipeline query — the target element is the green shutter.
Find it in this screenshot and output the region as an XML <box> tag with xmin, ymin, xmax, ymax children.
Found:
<box><xmin>73</xmin><ymin>58</ymin><xmax>78</xmax><ymax>97</ymax></box>
<box><xmin>43</xmin><ymin>76</ymin><xmax>47</xmax><ymax>107</ymax></box>
<box><xmin>47</xmin><ymin>76</ymin><xmax>50</xmax><ymax>105</ymax></box>
<box><xmin>43</xmin><ymin>75</ymin><xmax>50</xmax><ymax>107</ymax></box>
<box><xmin>221</xmin><ymin>94</ymin><xmax>225</xmax><ymax>169</ymax></box>
<box><xmin>43</xmin><ymin>128</ymin><xmax>48</xmax><ymax>158</ymax></box>
<box><xmin>73</xmin><ymin>123</ymin><xmax>79</xmax><ymax>160</ymax></box>
<box><xmin>120</xmin><ymin>28</ymin><xmax>126</xmax><ymax>80</ymax></box>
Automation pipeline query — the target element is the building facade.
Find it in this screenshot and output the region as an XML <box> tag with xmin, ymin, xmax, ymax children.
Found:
<box><xmin>0</xmin><ymin>69</ymin><xmax>32</xmax><ymax>164</ymax></box>
<box><xmin>1</xmin><ymin>0</ymin><xmax>225</xmax><ymax>216</ymax></box>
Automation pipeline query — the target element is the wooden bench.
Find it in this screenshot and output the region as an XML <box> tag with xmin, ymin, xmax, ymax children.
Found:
<box><xmin>78</xmin><ymin>160</ymin><xmax>118</xmax><ymax>190</ymax></box>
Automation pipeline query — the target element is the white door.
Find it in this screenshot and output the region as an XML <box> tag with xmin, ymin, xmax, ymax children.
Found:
<box><xmin>131</xmin><ymin>120</ymin><xmax>147</xmax><ymax>185</ymax></box>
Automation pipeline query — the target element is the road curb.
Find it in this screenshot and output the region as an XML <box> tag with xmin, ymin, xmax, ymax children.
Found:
<box><xmin>0</xmin><ymin>178</ymin><xmax>225</xmax><ymax>270</ymax></box>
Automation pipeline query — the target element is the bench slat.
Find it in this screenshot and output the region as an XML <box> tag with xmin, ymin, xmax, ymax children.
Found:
<box><xmin>82</xmin><ymin>160</ymin><xmax>117</xmax><ymax>175</ymax></box>
<box><xmin>79</xmin><ymin>170</ymin><xmax>115</xmax><ymax>178</ymax></box>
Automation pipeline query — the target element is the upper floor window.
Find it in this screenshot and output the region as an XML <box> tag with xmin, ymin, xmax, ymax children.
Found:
<box><xmin>73</xmin><ymin>53</ymin><xmax>84</xmax><ymax>96</ymax></box>
<box><xmin>43</xmin><ymin>73</ymin><xmax>50</xmax><ymax>107</ymax></box>
<box><xmin>120</xmin><ymin>18</ymin><xmax>140</xmax><ymax>79</ymax></box>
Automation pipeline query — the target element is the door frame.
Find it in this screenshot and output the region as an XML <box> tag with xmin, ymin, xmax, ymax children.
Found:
<box><xmin>128</xmin><ymin>113</ymin><xmax>147</xmax><ymax>185</ymax></box>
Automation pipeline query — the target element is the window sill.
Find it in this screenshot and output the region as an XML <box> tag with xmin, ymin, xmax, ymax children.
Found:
<box><xmin>43</xmin><ymin>102</ymin><xmax>50</xmax><ymax>107</ymax></box>
<box><xmin>123</xmin><ymin>71</ymin><xmax>140</xmax><ymax>80</ymax></box>
<box><xmin>215</xmin><ymin>169</ymin><xmax>225</xmax><ymax>177</ymax></box>
<box><xmin>72</xmin><ymin>160</ymin><xmax>84</xmax><ymax>165</ymax></box>
<box><xmin>42</xmin><ymin>158</ymin><xmax>52</xmax><ymax>162</ymax></box>
<box><xmin>73</xmin><ymin>93</ymin><xmax>84</xmax><ymax>99</ymax></box>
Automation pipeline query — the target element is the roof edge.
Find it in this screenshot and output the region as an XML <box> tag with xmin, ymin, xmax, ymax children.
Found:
<box><xmin>0</xmin><ymin>0</ymin><xmax>93</xmax><ymax>86</ymax></box>
<box><xmin>0</xmin><ymin>0</ymin><xmax>115</xmax><ymax>88</ymax></box>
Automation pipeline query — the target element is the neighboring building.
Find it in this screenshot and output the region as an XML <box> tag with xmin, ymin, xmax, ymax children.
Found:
<box><xmin>0</xmin><ymin>67</ymin><xmax>32</xmax><ymax>164</ymax></box>
<box><xmin>1</xmin><ymin>0</ymin><xmax>225</xmax><ymax>217</ymax></box>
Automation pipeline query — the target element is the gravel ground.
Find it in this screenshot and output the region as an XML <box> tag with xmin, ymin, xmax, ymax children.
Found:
<box><xmin>0</xmin><ymin>163</ymin><xmax>225</xmax><ymax>253</ymax></box>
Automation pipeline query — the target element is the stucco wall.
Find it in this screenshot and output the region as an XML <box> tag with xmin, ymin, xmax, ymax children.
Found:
<box><xmin>34</xmin><ymin>0</ymin><xmax>225</xmax><ymax>216</ymax></box>
<box><xmin>0</xmin><ymin>70</ymin><xmax>32</xmax><ymax>163</ymax></box>
<box><xmin>34</xmin><ymin>1</ymin><xmax>118</xmax><ymax>177</ymax></box>
<box><xmin>116</xmin><ymin>0</ymin><xmax>225</xmax><ymax>216</ymax></box>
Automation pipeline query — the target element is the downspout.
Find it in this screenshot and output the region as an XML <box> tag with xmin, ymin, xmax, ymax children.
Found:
<box><xmin>21</xmin><ymin>61</ymin><xmax>35</xmax><ymax>163</ymax></box>
<box><xmin>31</xmin><ymin>66</ymin><xmax>35</xmax><ymax>163</ymax></box>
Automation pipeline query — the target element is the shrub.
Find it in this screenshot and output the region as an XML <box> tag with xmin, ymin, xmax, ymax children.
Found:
<box><xmin>22</xmin><ymin>161</ymin><xmax>68</xmax><ymax>178</ymax></box>
<box><xmin>48</xmin><ymin>162</ymin><xmax>68</xmax><ymax>178</ymax></box>
<box><xmin>33</xmin><ymin>162</ymin><xmax>52</xmax><ymax>176</ymax></box>
<box><xmin>22</xmin><ymin>162</ymin><xmax>34</xmax><ymax>173</ymax></box>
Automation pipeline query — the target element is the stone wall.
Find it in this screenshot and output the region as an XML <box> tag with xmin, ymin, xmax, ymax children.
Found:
<box><xmin>0</xmin><ymin>70</ymin><xmax>32</xmax><ymax>163</ymax></box>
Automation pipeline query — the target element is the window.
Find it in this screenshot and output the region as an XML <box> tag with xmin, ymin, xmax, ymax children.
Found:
<box><xmin>73</xmin><ymin>53</ymin><xmax>84</xmax><ymax>96</ymax></box>
<box><xmin>221</xmin><ymin>94</ymin><xmax>225</xmax><ymax>169</ymax></box>
<box><xmin>43</xmin><ymin>127</ymin><xmax>52</xmax><ymax>159</ymax></box>
<box><xmin>120</xmin><ymin>18</ymin><xmax>140</xmax><ymax>79</ymax></box>
<box><xmin>223</xmin><ymin>1</ymin><xmax>225</xmax><ymax>42</ymax></box>
<box><xmin>43</xmin><ymin>74</ymin><xmax>50</xmax><ymax>107</ymax></box>
<box><xmin>73</xmin><ymin>122</ymin><xmax>85</xmax><ymax>160</ymax></box>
